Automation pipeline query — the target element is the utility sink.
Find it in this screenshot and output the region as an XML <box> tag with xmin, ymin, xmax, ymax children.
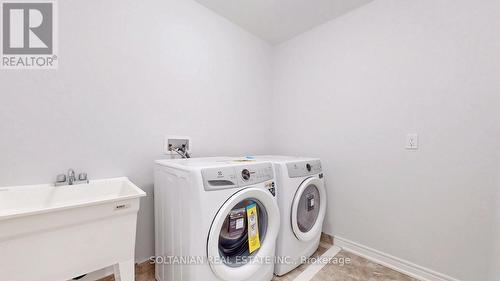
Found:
<box><xmin>0</xmin><ymin>177</ymin><xmax>146</xmax><ymax>281</ymax></box>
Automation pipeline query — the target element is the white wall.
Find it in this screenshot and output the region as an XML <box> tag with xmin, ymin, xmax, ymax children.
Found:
<box><xmin>272</xmin><ymin>1</ymin><xmax>500</xmax><ymax>280</ymax></box>
<box><xmin>0</xmin><ymin>0</ymin><xmax>273</xmax><ymax>262</ymax></box>
<box><xmin>2</xmin><ymin>0</ymin><xmax>499</xmax><ymax>280</ymax></box>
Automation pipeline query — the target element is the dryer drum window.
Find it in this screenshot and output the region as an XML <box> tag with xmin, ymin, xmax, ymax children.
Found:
<box><xmin>218</xmin><ymin>198</ymin><xmax>268</xmax><ymax>267</ymax></box>
<box><xmin>297</xmin><ymin>184</ymin><xmax>321</xmax><ymax>233</ymax></box>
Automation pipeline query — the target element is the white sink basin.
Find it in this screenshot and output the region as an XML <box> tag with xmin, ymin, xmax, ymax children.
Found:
<box><xmin>0</xmin><ymin>177</ymin><xmax>146</xmax><ymax>281</ymax></box>
<box><xmin>0</xmin><ymin>177</ymin><xmax>146</xmax><ymax>220</ymax></box>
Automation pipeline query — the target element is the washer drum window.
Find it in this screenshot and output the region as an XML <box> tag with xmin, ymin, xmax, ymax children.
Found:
<box><xmin>218</xmin><ymin>199</ymin><xmax>268</xmax><ymax>267</ymax></box>
<box><xmin>296</xmin><ymin>184</ymin><xmax>320</xmax><ymax>233</ymax></box>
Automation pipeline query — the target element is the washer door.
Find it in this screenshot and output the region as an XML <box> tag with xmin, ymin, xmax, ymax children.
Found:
<box><xmin>291</xmin><ymin>177</ymin><xmax>326</xmax><ymax>241</ymax></box>
<box><xmin>207</xmin><ymin>187</ymin><xmax>280</xmax><ymax>281</ymax></box>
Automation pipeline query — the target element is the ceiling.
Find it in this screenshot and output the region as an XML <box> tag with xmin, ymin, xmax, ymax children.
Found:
<box><xmin>194</xmin><ymin>0</ymin><xmax>374</xmax><ymax>44</ymax></box>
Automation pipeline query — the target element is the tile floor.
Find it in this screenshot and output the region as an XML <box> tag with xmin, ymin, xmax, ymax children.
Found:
<box><xmin>310</xmin><ymin>250</ymin><xmax>418</xmax><ymax>281</ymax></box>
<box><xmin>271</xmin><ymin>243</ymin><xmax>418</xmax><ymax>281</ymax></box>
<box><xmin>98</xmin><ymin>240</ymin><xmax>418</xmax><ymax>281</ymax></box>
<box><xmin>97</xmin><ymin>262</ymin><xmax>154</xmax><ymax>281</ymax></box>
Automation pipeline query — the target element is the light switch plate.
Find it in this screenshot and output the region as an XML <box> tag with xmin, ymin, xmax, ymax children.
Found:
<box><xmin>406</xmin><ymin>134</ymin><xmax>419</xmax><ymax>150</ymax></box>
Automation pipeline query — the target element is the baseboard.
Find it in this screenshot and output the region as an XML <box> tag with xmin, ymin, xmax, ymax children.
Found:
<box><xmin>334</xmin><ymin>236</ymin><xmax>461</xmax><ymax>281</ymax></box>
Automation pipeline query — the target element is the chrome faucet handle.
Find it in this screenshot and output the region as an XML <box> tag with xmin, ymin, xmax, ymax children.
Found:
<box><xmin>55</xmin><ymin>174</ymin><xmax>68</xmax><ymax>186</ymax></box>
<box><xmin>78</xmin><ymin>173</ymin><xmax>88</xmax><ymax>181</ymax></box>
<box><xmin>56</xmin><ymin>174</ymin><xmax>67</xmax><ymax>183</ymax></box>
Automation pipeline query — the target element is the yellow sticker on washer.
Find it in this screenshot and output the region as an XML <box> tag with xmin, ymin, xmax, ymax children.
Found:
<box><xmin>246</xmin><ymin>203</ymin><xmax>261</xmax><ymax>254</ymax></box>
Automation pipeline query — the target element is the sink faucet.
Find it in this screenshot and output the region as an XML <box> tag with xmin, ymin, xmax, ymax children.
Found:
<box><xmin>55</xmin><ymin>169</ymin><xmax>89</xmax><ymax>186</ymax></box>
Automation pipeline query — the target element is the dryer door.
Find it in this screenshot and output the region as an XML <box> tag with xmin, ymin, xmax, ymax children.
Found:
<box><xmin>207</xmin><ymin>187</ymin><xmax>280</xmax><ymax>281</ymax></box>
<box><xmin>291</xmin><ymin>177</ymin><xmax>326</xmax><ymax>241</ymax></box>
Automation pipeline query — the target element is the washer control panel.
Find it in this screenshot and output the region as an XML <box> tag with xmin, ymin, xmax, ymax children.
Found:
<box><xmin>202</xmin><ymin>162</ymin><xmax>274</xmax><ymax>191</ymax></box>
<box><xmin>286</xmin><ymin>160</ymin><xmax>322</xmax><ymax>178</ymax></box>
<box><xmin>236</xmin><ymin>163</ymin><xmax>274</xmax><ymax>186</ymax></box>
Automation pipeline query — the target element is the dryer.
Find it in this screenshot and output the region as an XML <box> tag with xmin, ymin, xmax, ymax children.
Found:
<box><xmin>154</xmin><ymin>157</ymin><xmax>280</xmax><ymax>281</ymax></box>
<box><xmin>253</xmin><ymin>156</ymin><xmax>326</xmax><ymax>276</ymax></box>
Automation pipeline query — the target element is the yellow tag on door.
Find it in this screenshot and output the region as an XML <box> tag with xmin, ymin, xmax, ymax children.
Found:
<box><xmin>246</xmin><ymin>203</ymin><xmax>261</xmax><ymax>254</ymax></box>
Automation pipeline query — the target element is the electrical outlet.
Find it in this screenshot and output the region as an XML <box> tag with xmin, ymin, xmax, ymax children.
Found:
<box><xmin>406</xmin><ymin>134</ymin><xmax>419</xmax><ymax>150</ymax></box>
<box><xmin>164</xmin><ymin>136</ymin><xmax>191</xmax><ymax>155</ymax></box>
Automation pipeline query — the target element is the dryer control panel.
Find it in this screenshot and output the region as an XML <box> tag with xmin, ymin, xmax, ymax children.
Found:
<box><xmin>286</xmin><ymin>160</ymin><xmax>322</xmax><ymax>178</ymax></box>
<box><xmin>202</xmin><ymin>162</ymin><xmax>274</xmax><ymax>191</ymax></box>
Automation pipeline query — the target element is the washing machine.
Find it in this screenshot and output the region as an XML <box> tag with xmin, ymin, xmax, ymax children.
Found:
<box><xmin>253</xmin><ymin>156</ymin><xmax>326</xmax><ymax>276</ymax></box>
<box><xmin>154</xmin><ymin>157</ymin><xmax>280</xmax><ymax>281</ymax></box>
